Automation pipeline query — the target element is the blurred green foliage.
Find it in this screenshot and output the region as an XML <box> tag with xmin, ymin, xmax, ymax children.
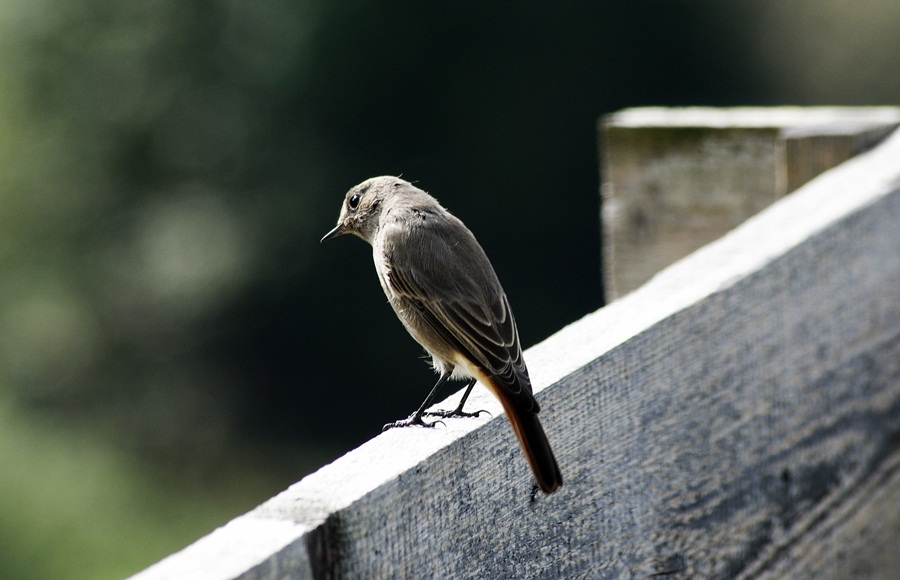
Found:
<box><xmin>0</xmin><ymin>0</ymin><xmax>898</xmax><ymax>577</ymax></box>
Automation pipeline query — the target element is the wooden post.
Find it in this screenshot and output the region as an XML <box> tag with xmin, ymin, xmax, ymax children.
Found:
<box><xmin>600</xmin><ymin>106</ymin><xmax>900</xmax><ymax>302</ymax></box>
<box><xmin>131</xmin><ymin>112</ymin><xmax>900</xmax><ymax>579</ymax></box>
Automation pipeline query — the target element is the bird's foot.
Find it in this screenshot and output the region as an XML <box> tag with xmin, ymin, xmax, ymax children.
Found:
<box><xmin>382</xmin><ymin>413</ymin><xmax>443</xmax><ymax>432</ymax></box>
<box><xmin>423</xmin><ymin>407</ymin><xmax>491</xmax><ymax>419</ymax></box>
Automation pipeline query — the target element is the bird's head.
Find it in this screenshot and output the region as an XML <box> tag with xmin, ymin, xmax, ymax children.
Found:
<box><xmin>320</xmin><ymin>176</ymin><xmax>411</xmax><ymax>244</ymax></box>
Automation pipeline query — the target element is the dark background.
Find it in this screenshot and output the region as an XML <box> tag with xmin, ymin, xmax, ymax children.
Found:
<box><xmin>0</xmin><ymin>1</ymin><xmax>898</xmax><ymax>577</ymax></box>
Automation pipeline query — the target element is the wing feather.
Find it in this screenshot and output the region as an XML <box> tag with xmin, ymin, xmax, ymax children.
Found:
<box><xmin>382</xmin><ymin>215</ymin><xmax>536</xmax><ymax>411</ymax></box>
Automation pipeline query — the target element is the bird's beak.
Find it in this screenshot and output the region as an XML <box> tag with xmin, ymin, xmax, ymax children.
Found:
<box><xmin>320</xmin><ymin>223</ymin><xmax>346</xmax><ymax>243</ymax></box>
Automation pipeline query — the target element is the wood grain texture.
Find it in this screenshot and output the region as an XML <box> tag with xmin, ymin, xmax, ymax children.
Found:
<box><xmin>132</xmin><ymin>122</ymin><xmax>900</xmax><ymax>580</ymax></box>
<box><xmin>600</xmin><ymin>106</ymin><xmax>900</xmax><ymax>301</ymax></box>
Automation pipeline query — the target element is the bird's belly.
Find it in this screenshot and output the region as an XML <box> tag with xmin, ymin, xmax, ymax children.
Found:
<box><xmin>390</xmin><ymin>297</ymin><xmax>466</xmax><ymax>377</ymax></box>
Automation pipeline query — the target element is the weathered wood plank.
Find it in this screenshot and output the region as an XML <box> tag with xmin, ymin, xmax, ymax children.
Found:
<box><xmin>600</xmin><ymin>106</ymin><xmax>900</xmax><ymax>301</ymax></box>
<box><xmin>751</xmin><ymin>443</ymin><xmax>900</xmax><ymax>579</ymax></box>
<box><xmin>132</xmin><ymin>121</ymin><xmax>900</xmax><ymax>580</ymax></box>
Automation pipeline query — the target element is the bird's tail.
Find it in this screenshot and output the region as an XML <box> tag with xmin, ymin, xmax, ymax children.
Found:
<box><xmin>495</xmin><ymin>391</ymin><xmax>563</xmax><ymax>495</ymax></box>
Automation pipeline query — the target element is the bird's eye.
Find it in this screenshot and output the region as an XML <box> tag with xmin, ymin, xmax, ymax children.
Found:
<box><xmin>348</xmin><ymin>194</ymin><xmax>361</xmax><ymax>210</ymax></box>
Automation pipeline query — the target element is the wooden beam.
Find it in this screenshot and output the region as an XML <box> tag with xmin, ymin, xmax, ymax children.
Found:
<box><xmin>600</xmin><ymin>106</ymin><xmax>900</xmax><ymax>301</ymax></box>
<box><xmin>132</xmin><ymin>116</ymin><xmax>900</xmax><ymax>579</ymax></box>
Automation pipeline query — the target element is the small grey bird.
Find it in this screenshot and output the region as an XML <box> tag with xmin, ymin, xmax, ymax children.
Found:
<box><xmin>321</xmin><ymin>176</ymin><xmax>562</xmax><ymax>494</ymax></box>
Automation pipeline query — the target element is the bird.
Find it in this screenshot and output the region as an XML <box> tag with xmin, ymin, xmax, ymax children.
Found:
<box><xmin>321</xmin><ymin>176</ymin><xmax>562</xmax><ymax>494</ymax></box>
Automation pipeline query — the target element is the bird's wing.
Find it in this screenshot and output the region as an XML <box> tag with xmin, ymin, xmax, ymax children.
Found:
<box><xmin>383</xmin><ymin>217</ymin><xmax>536</xmax><ymax>410</ymax></box>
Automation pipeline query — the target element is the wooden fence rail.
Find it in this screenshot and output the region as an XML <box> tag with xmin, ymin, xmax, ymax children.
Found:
<box><xmin>133</xmin><ymin>108</ymin><xmax>900</xmax><ymax>579</ymax></box>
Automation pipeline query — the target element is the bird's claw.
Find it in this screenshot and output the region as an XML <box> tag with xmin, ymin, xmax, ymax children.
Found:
<box><xmin>382</xmin><ymin>414</ymin><xmax>444</xmax><ymax>432</ymax></box>
<box><xmin>423</xmin><ymin>408</ymin><xmax>491</xmax><ymax>419</ymax></box>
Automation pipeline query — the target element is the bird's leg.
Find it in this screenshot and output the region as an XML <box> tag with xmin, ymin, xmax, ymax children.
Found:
<box><xmin>382</xmin><ymin>372</ymin><xmax>452</xmax><ymax>431</ymax></box>
<box><xmin>423</xmin><ymin>378</ymin><xmax>491</xmax><ymax>419</ymax></box>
